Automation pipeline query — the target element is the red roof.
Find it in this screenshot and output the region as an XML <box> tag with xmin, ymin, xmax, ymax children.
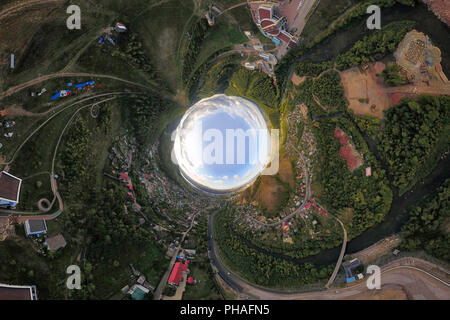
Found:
<box><xmin>262</xmin><ymin>24</ymin><xmax>280</xmax><ymax>36</ymax></box>
<box><xmin>288</xmin><ymin>40</ymin><xmax>297</xmax><ymax>48</ymax></box>
<box><xmin>168</xmin><ymin>262</ymin><xmax>188</xmax><ymax>285</ymax></box>
<box><xmin>278</xmin><ymin>31</ymin><xmax>291</xmax><ymax>43</ymax></box>
<box><xmin>260</xmin><ymin>20</ymin><xmax>273</xmax><ymax>28</ymax></box>
<box><xmin>119</xmin><ymin>172</ymin><xmax>128</xmax><ymax>181</ymax></box>
<box><xmin>258</xmin><ymin>7</ymin><xmax>271</xmax><ymax>20</ymax></box>
<box><xmin>187</xmin><ymin>277</ymin><xmax>194</xmax><ymax>284</ymax></box>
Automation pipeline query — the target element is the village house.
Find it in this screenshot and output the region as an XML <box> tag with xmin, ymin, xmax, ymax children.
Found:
<box><xmin>44</xmin><ymin>234</ymin><xmax>67</xmax><ymax>251</ymax></box>
<box><xmin>0</xmin><ymin>284</ymin><xmax>38</xmax><ymax>300</ymax></box>
<box><xmin>24</xmin><ymin>219</ymin><xmax>47</xmax><ymax>237</ymax></box>
<box><xmin>0</xmin><ymin>171</ymin><xmax>22</xmax><ymax>208</ymax></box>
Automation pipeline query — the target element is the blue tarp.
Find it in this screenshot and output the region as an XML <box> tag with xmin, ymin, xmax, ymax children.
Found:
<box><xmin>75</xmin><ymin>81</ymin><xmax>95</xmax><ymax>89</ymax></box>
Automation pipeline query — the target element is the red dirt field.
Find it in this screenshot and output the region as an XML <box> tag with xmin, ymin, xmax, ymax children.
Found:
<box><xmin>339</xmin><ymin>145</ymin><xmax>352</xmax><ymax>158</ymax></box>
<box><xmin>335</xmin><ymin>128</ymin><xmax>363</xmax><ymax>170</ymax></box>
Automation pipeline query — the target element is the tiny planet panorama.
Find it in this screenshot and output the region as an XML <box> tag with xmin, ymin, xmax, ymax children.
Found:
<box><xmin>173</xmin><ymin>94</ymin><xmax>272</xmax><ymax>194</ymax></box>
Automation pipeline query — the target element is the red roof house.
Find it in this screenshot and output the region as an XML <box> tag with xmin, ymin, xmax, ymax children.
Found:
<box><xmin>119</xmin><ymin>172</ymin><xmax>128</xmax><ymax>181</ymax></box>
<box><xmin>168</xmin><ymin>262</ymin><xmax>188</xmax><ymax>286</ymax></box>
<box><xmin>187</xmin><ymin>277</ymin><xmax>194</xmax><ymax>285</ymax></box>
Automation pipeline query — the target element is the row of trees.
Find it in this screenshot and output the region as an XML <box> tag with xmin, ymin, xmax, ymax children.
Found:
<box><xmin>381</xmin><ymin>63</ymin><xmax>408</xmax><ymax>86</ymax></box>
<box><xmin>214</xmin><ymin>209</ymin><xmax>334</xmax><ymax>288</ymax></box>
<box><xmin>112</xmin><ymin>32</ymin><xmax>161</xmax><ymax>83</ymax></box>
<box><xmin>275</xmin><ymin>1</ymin><xmax>416</xmax><ymax>89</ymax></box>
<box><xmin>379</xmin><ymin>95</ymin><xmax>450</xmax><ymax>192</ymax></box>
<box><xmin>225</xmin><ymin>68</ymin><xmax>279</xmax><ymax>108</ymax></box>
<box><xmin>335</xmin><ymin>21</ymin><xmax>415</xmax><ymax>70</ymax></box>
<box><xmin>121</xmin><ymin>94</ymin><xmax>174</xmax><ymax>147</ymax></box>
<box><xmin>182</xmin><ymin>18</ymin><xmax>209</xmax><ymax>84</ymax></box>
<box><xmin>197</xmin><ymin>55</ymin><xmax>240</xmax><ymax>99</ymax></box>
<box><xmin>294</xmin><ymin>60</ymin><xmax>333</xmax><ymax>77</ymax></box>
<box><xmin>312</xmin><ymin>70</ymin><xmax>348</xmax><ymax>111</ymax></box>
<box><xmin>400</xmin><ymin>179</ymin><xmax>450</xmax><ymax>262</ymax></box>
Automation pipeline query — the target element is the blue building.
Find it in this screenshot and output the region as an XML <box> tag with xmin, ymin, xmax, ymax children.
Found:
<box><xmin>342</xmin><ymin>258</ymin><xmax>362</xmax><ymax>283</ymax></box>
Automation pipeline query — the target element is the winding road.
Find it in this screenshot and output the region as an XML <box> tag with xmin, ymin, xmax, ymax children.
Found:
<box><xmin>208</xmin><ymin>211</ymin><xmax>449</xmax><ymax>299</ymax></box>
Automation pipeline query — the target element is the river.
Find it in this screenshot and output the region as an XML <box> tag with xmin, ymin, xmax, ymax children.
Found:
<box><xmin>228</xmin><ymin>2</ymin><xmax>450</xmax><ymax>266</ymax></box>
<box><xmin>299</xmin><ymin>2</ymin><xmax>450</xmax><ymax>74</ymax></box>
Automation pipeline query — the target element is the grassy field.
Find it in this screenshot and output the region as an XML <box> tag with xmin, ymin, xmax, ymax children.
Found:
<box><xmin>133</xmin><ymin>0</ymin><xmax>195</xmax><ymax>91</ymax></box>
<box><xmin>301</xmin><ymin>0</ymin><xmax>359</xmax><ymax>45</ymax></box>
<box><xmin>182</xmin><ymin>263</ymin><xmax>223</xmax><ymax>300</ymax></box>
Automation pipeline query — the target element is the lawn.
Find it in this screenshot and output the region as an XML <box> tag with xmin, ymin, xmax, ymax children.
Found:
<box><xmin>301</xmin><ymin>0</ymin><xmax>359</xmax><ymax>45</ymax></box>
<box><xmin>133</xmin><ymin>0</ymin><xmax>195</xmax><ymax>91</ymax></box>
<box><xmin>182</xmin><ymin>262</ymin><xmax>223</xmax><ymax>300</ymax></box>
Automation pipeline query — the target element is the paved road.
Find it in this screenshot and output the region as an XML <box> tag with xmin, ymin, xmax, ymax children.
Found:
<box><xmin>325</xmin><ymin>216</ymin><xmax>347</xmax><ymax>288</ymax></box>
<box><xmin>208</xmin><ymin>219</ymin><xmax>450</xmax><ymax>300</ymax></box>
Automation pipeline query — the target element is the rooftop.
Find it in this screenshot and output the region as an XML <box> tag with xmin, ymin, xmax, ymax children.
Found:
<box><xmin>0</xmin><ymin>284</ymin><xmax>36</xmax><ymax>300</ymax></box>
<box><xmin>25</xmin><ymin>219</ymin><xmax>47</xmax><ymax>235</ymax></box>
<box><xmin>0</xmin><ymin>171</ymin><xmax>22</xmax><ymax>203</ymax></box>
<box><xmin>45</xmin><ymin>234</ymin><xmax>67</xmax><ymax>251</ymax></box>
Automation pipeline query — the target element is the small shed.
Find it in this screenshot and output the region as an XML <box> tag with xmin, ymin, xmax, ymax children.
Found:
<box><xmin>45</xmin><ymin>234</ymin><xmax>67</xmax><ymax>251</ymax></box>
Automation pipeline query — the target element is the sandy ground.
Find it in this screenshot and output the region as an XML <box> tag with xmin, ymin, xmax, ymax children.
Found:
<box><xmin>346</xmin><ymin>235</ymin><xmax>402</xmax><ymax>266</ymax></box>
<box><xmin>278</xmin><ymin>154</ymin><xmax>294</xmax><ymax>189</ymax></box>
<box><xmin>252</xmin><ymin>175</ymin><xmax>287</xmax><ymax>215</ymax></box>
<box><xmin>340</xmin><ymin>62</ymin><xmax>390</xmax><ymax>118</ymax></box>
<box><xmin>291</xmin><ymin>73</ymin><xmax>306</xmax><ymax>86</ymax></box>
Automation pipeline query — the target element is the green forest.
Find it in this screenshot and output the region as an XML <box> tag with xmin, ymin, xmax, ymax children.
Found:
<box><xmin>335</xmin><ymin>21</ymin><xmax>415</xmax><ymax>70</ymax></box>
<box><xmin>213</xmin><ymin>209</ymin><xmax>334</xmax><ymax>288</ymax></box>
<box><xmin>400</xmin><ymin>179</ymin><xmax>450</xmax><ymax>262</ymax></box>
<box><xmin>294</xmin><ymin>60</ymin><xmax>333</xmax><ymax>77</ymax></box>
<box><xmin>312</xmin><ymin>70</ymin><xmax>347</xmax><ymax>111</ymax></box>
<box><xmin>379</xmin><ymin>95</ymin><xmax>450</xmax><ymax>193</ymax></box>
<box><xmin>225</xmin><ymin>67</ymin><xmax>279</xmax><ymax>108</ymax></box>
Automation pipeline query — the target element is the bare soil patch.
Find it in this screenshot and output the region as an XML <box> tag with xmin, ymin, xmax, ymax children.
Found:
<box><xmin>278</xmin><ymin>154</ymin><xmax>294</xmax><ymax>189</ymax></box>
<box><xmin>291</xmin><ymin>73</ymin><xmax>306</xmax><ymax>86</ymax></box>
<box><xmin>340</xmin><ymin>62</ymin><xmax>390</xmax><ymax>118</ymax></box>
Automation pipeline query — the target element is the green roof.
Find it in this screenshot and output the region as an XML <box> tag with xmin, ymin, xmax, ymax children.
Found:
<box><xmin>131</xmin><ymin>286</ymin><xmax>147</xmax><ymax>300</ymax></box>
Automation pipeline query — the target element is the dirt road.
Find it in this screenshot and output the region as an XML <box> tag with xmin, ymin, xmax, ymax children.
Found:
<box><xmin>0</xmin><ymin>0</ymin><xmax>62</xmax><ymax>21</ymax></box>
<box><xmin>0</xmin><ymin>73</ymin><xmax>150</xmax><ymax>99</ymax></box>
